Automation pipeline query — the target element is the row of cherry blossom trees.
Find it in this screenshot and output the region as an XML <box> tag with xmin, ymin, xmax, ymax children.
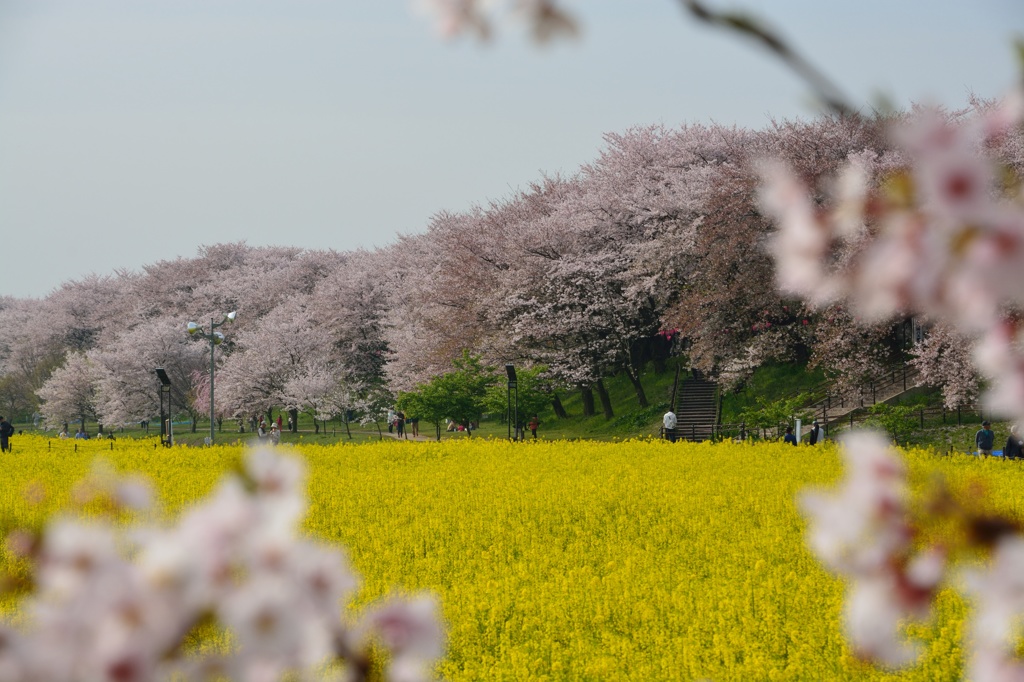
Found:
<box><xmin>1</xmin><ymin>106</ymin><xmax>1013</xmax><ymax>429</ymax></box>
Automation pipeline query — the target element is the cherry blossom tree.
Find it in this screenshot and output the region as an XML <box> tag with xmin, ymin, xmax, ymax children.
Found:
<box><xmin>309</xmin><ymin>251</ymin><xmax>393</xmax><ymax>420</ymax></box>
<box><xmin>37</xmin><ymin>352</ymin><xmax>100</xmax><ymax>432</ymax></box>
<box><xmin>282</xmin><ymin>362</ymin><xmax>349</xmax><ymax>435</ymax></box>
<box><xmin>215</xmin><ymin>297</ymin><xmax>337</xmax><ymax>423</ymax></box>
<box><xmin>909</xmin><ymin>321</ymin><xmax>980</xmax><ymax>410</ymax></box>
<box><xmin>806</xmin><ymin>307</ymin><xmax>903</xmax><ymax>399</ymax></box>
<box><xmin>89</xmin><ymin>318</ymin><xmax>209</xmax><ymax>430</ymax></box>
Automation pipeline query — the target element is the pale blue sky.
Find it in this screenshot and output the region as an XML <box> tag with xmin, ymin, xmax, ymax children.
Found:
<box><xmin>0</xmin><ymin>0</ymin><xmax>1021</xmax><ymax>298</ymax></box>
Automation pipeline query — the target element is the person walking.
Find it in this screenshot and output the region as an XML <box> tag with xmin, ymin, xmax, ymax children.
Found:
<box><xmin>396</xmin><ymin>411</ymin><xmax>405</xmax><ymax>438</ymax></box>
<box><xmin>527</xmin><ymin>415</ymin><xmax>541</xmax><ymax>439</ymax></box>
<box><xmin>663</xmin><ymin>410</ymin><xmax>677</xmax><ymax>443</ymax></box>
<box><xmin>808</xmin><ymin>420</ymin><xmax>821</xmax><ymax>445</ymax></box>
<box><xmin>0</xmin><ymin>416</ymin><xmax>13</xmax><ymax>453</ymax></box>
<box><xmin>783</xmin><ymin>425</ymin><xmax>798</xmax><ymax>446</ymax></box>
<box><xmin>976</xmin><ymin>420</ymin><xmax>996</xmax><ymax>457</ymax></box>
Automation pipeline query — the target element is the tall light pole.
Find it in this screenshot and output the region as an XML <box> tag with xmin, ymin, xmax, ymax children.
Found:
<box><xmin>187</xmin><ymin>311</ymin><xmax>236</xmax><ymax>445</ymax></box>
<box><xmin>505</xmin><ymin>364</ymin><xmax>518</xmax><ymax>442</ymax></box>
<box><xmin>155</xmin><ymin>368</ymin><xmax>171</xmax><ymax>446</ymax></box>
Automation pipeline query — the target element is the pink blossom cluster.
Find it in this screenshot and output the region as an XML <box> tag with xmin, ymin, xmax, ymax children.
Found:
<box><xmin>764</xmin><ymin>86</ymin><xmax>1024</xmax><ymax>678</ymax></box>
<box><xmin>964</xmin><ymin>536</ymin><xmax>1024</xmax><ymax>681</ymax></box>
<box><xmin>760</xmin><ymin>90</ymin><xmax>1024</xmax><ymax>421</ymax></box>
<box><xmin>414</xmin><ymin>0</ymin><xmax>577</xmax><ymax>42</ymax></box>
<box><xmin>0</xmin><ymin>449</ymin><xmax>444</xmax><ymax>682</ymax></box>
<box><xmin>801</xmin><ymin>431</ymin><xmax>945</xmax><ymax>667</ymax></box>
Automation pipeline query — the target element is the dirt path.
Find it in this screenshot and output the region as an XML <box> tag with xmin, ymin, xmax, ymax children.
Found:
<box><xmin>380</xmin><ymin>431</ymin><xmax>433</xmax><ymax>442</ymax></box>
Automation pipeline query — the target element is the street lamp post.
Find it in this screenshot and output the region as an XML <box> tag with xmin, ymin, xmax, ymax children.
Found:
<box><xmin>505</xmin><ymin>364</ymin><xmax>518</xmax><ymax>442</ymax></box>
<box><xmin>155</xmin><ymin>368</ymin><xmax>171</xmax><ymax>447</ymax></box>
<box><xmin>187</xmin><ymin>311</ymin><xmax>236</xmax><ymax>445</ymax></box>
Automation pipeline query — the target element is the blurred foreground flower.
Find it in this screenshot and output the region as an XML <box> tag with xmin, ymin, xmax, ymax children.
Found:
<box><xmin>802</xmin><ymin>431</ymin><xmax>1024</xmax><ymax>680</ymax></box>
<box><xmin>0</xmin><ymin>447</ymin><xmax>444</xmax><ymax>682</ymax></box>
<box><xmin>801</xmin><ymin>432</ymin><xmax>944</xmax><ymax>666</ymax></box>
<box><xmin>761</xmin><ymin>88</ymin><xmax>1024</xmax><ymax>425</ymax></box>
<box><xmin>415</xmin><ymin>0</ymin><xmax>577</xmax><ymax>43</ymax></box>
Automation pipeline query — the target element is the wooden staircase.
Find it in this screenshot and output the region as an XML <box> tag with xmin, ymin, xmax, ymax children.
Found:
<box><xmin>671</xmin><ymin>371</ymin><xmax>720</xmax><ymax>442</ymax></box>
<box><xmin>804</xmin><ymin>364</ymin><xmax>922</xmax><ymax>434</ymax></box>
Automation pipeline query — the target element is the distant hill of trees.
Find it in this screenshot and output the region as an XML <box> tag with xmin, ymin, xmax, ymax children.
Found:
<box><xmin>4</xmin><ymin>103</ymin><xmax>1015</xmax><ymax>428</ymax></box>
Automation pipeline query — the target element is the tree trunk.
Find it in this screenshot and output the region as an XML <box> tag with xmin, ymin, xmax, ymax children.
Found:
<box><xmin>191</xmin><ymin>419</ymin><xmax>197</xmax><ymax>433</ymax></box>
<box><xmin>344</xmin><ymin>414</ymin><xmax>352</xmax><ymax>440</ymax></box>
<box><xmin>596</xmin><ymin>378</ymin><xmax>614</xmax><ymax>419</ymax></box>
<box><xmin>98</xmin><ymin>423</ymin><xmax>104</xmax><ymax>435</ymax></box>
<box><xmin>581</xmin><ymin>386</ymin><xmax>595</xmax><ymax>417</ymax></box>
<box><xmin>436</xmin><ymin>422</ymin><xmax>441</xmax><ymax>441</ymax></box>
<box><xmin>289</xmin><ymin>408</ymin><xmax>299</xmax><ymax>433</ymax></box>
<box><xmin>652</xmin><ymin>341</ymin><xmax>667</xmax><ymax>374</ymax></box>
<box><xmin>625</xmin><ymin>366</ymin><xmax>649</xmax><ymax>408</ymax></box>
<box><xmin>551</xmin><ymin>393</ymin><xmax>568</xmax><ymax>419</ymax></box>
<box><xmin>314</xmin><ymin>419</ymin><xmax>320</xmax><ymax>434</ymax></box>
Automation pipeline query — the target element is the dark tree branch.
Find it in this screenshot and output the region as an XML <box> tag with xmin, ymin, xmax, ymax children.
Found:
<box><xmin>679</xmin><ymin>0</ymin><xmax>857</xmax><ymax>118</ymax></box>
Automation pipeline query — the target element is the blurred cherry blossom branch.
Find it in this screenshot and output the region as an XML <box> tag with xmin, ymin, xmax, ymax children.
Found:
<box><xmin>677</xmin><ymin>0</ymin><xmax>856</xmax><ymax>117</ymax></box>
<box><xmin>0</xmin><ymin>449</ymin><xmax>444</xmax><ymax>682</ymax></box>
<box><xmin>415</xmin><ymin>0</ymin><xmax>578</xmax><ymax>43</ymax></box>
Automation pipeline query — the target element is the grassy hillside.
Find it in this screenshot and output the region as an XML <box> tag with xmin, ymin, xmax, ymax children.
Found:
<box><xmin>11</xmin><ymin>358</ymin><xmax>1000</xmax><ymax>450</ymax></box>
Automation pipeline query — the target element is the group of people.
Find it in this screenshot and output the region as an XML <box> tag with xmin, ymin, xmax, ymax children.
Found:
<box><xmin>387</xmin><ymin>409</ymin><xmax>420</xmax><ymax>438</ymax></box>
<box><xmin>783</xmin><ymin>421</ymin><xmax>822</xmax><ymax>446</ymax></box>
<box><xmin>975</xmin><ymin>420</ymin><xmax>1024</xmax><ymax>459</ymax></box>
<box><xmin>256</xmin><ymin>416</ymin><xmax>282</xmax><ymax>446</ymax></box>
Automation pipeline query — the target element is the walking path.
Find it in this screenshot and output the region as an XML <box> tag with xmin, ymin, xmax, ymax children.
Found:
<box><xmin>381</xmin><ymin>431</ymin><xmax>433</xmax><ymax>442</ymax></box>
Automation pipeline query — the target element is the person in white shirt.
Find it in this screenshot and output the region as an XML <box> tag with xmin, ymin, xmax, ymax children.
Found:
<box><xmin>663</xmin><ymin>410</ymin><xmax>678</xmax><ymax>442</ymax></box>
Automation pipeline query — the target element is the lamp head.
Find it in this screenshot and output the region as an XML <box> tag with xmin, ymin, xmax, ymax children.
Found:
<box><xmin>213</xmin><ymin>331</ymin><xmax>225</xmax><ymax>345</ymax></box>
<box><xmin>225</xmin><ymin>311</ymin><xmax>237</xmax><ymax>323</ymax></box>
<box><xmin>187</xmin><ymin>322</ymin><xmax>200</xmax><ymax>335</ymax></box>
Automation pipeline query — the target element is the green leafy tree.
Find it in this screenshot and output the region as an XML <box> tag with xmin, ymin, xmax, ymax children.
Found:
<box><xmin>0</xmin><ymin>374</ymin><xmax>35</xmax><ymax>424</ymax></box>
<box><xmin>865</xmin><ymin>402</ymin><xmax>920</xmax><ymax>446</ymax></box>
<box><xmin>398</xmin><ymin>351</ymin><xmax>496</xmax><ymax>440</ymax></box>
<box><xmin>739</xmin><ymin>393</ymin><xmax>811</xmax><ymax>440</ymax></box>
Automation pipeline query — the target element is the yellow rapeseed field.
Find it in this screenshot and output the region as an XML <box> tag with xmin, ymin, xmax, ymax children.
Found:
<box><xmin>1</xmin><ymin>433</ymin><xmax>1018</xmax><ymax>680</ymax></box>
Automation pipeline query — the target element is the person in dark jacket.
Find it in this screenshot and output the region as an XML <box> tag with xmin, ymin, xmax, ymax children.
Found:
<box><xmin>808</xmin><ymin>420</ymin><xmax>821</xmax><ymax>445</ymax></box>
<box><xmin>977</xmin><ymin>420</ymin><xmax>996</xmax><ymax>456</ymax></box>
<box><xmin>1005</xmin><ymin>425</ymin><xmax>1024</xmax><ymax>460</ymax></box>
<box><xmin>0</xmin><ymin>416</ymin><xmax>12</xmax><ymax>453</ymax></box>
<box><xmin>783</xmin><ymin>426</ymin><xmax>797</xmax><ymax>446</ymax></box>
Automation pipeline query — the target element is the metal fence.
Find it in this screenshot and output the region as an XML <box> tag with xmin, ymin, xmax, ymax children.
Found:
<box><xmin>662</xmin><ymin>401</ymin><xmax>989</xmax><ymax>443</ymax></box>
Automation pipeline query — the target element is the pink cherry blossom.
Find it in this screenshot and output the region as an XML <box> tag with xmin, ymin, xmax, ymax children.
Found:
<box><xmin>801</xmin><ymin>431</ymin><xmax>944</xmax><ymax>667</ymax></box>
<box><xmin>0</xmin><ymin>448</ymin><xmax>443</xmax><ymax>682</ymax></box>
